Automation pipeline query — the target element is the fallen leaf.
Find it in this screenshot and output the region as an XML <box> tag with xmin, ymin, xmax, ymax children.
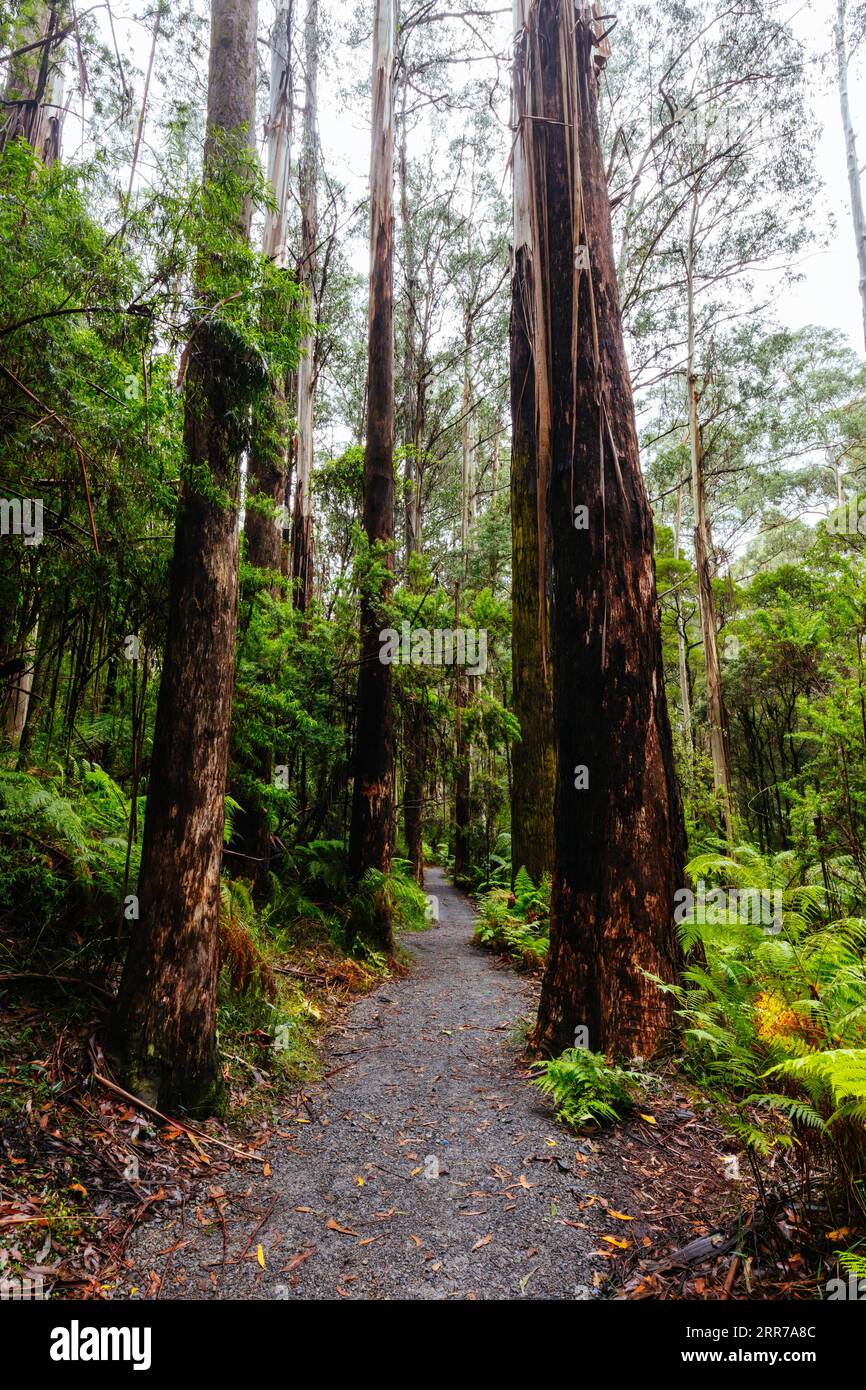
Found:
<box><xmin>280</xmin><ymin>1247</ymin><xmax>315</xmax><ymax>1273</ymax></box>
<box><xmin>326</xmin><ymin>1218</ymin><xmax>359</xmax><ymax>1238</ymax></box>
<box><xmin>472</xmin><ymin>1234</ymin><xmax>493</xmax><ymax>1252</ymax></box>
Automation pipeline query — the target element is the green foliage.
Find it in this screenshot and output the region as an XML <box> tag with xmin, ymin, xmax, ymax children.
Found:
<box><xmin>531</xmin><ymin>1049</ymin><xmax>637</xmax><ymax>1129</ymax></box>
<box><xmin>662</xmin><ymin>847</ymin><xmax>866</xmax><ymax>1209</ymax></box>
<box><xmin>0</xmin><ymin>766</ymin><xmax>136</xmax><ymax>953</ymax></box>
<box><xmin>474</xmin><ymin>869</ymin><xmax>550</xmax><ymax>969</ymax></box>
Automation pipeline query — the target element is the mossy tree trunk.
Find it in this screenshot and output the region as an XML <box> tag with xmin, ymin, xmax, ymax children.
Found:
<box><xmin>113</xmin><ymin>0</ymin><xmax>259</xmax><ymax>1116</ymax></box>
<box><xmin>235</xmin><ymin>3</ymin><xmax>293</xmax><ymax>893</ymax></box>
<box><xmin>348</xmin><ymin>0</ymin><xmax>397</xmax><ymax>949</ymax></box>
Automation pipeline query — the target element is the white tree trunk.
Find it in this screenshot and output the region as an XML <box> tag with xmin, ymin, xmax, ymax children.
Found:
<box><xmin>686</xmin><ymin>199</ymin><xmax>734</xmax><ymax>842</ymax></box>
<box><xmin>263</xmin><ymin>4</ymin><xmax>293</xmax><ymax>266</ymax></box>
<box><xmin>293</xmin><ymin>0</ymin><xmax>319</xmax><ymax>607</ymax></box>
<box><xmin>835</xmin><ymin>0</ymin><xmax>866</xmax><ymax>351</ymax></box>
<box><xmin>674</xmin><ymin>482</ymin><xmax>694</xmax><ymax>762</ymax></box>
<box><xmin>7</xmin><ymin>623</ymin><xmax>37</xmax><ymax>747</ymax></box>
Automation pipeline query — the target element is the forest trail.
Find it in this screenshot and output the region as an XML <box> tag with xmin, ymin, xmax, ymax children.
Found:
<box><xmin>126</xmin><ymin>868</ymin><xmax>603</xmax><ymax>1300</ymax></box>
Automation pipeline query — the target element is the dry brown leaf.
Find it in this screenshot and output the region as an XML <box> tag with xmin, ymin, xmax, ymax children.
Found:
<box><xmin>325</xmin><ymin>1218</ymin><xmax>359</xmax><ymax>1237</ymax></box>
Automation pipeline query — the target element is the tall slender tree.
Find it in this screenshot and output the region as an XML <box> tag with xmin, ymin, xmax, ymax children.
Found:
<box><xmin>2</xmin><ymin>0</ymin><xmax>67</xmax><ymax>747</ymax></box>
<box><xmin>835</xmin><ymin>0</ymin><xmax>866</xmax><ymax>351</ymax></box>
<box><xmin>515</xmin><ymin>0</ymin><xmax>686</xmax><ymax>1058</ymax></box>
<box><xmin>685</xmin><ymin>189</ymin><xmax>734</xmax><ymax>842</ymax></box>
<box><xmin>291</xmin><ymin>0</ymin><xmax>319</xmax><ymax>613</ymax></box>
<box><xmin>397</xmin><ymin>80</ymin><xmax>426</xmax><ymax>885</ymax></box>
<box><xmin>348</xmin><ymin>0</ymin><xmax>397</xmax><ymax>948</ymax></box>
<box><xmin>246</xmin><ymin>2</ymin><xmax>293</xmax><ymax>588</ymax></box>
<box><xmin>113</xmin><ymin>0</ymin><xmax>259</xmax><ymax>1114</ymax></box>
<box><xmin>232</xmin><ymin>3</ymin><xmax>294</xmax><ymax>894</ymax></box>
<box><xmin>510</xmin><ymin>2</ymin><xmax>555</xmax><ymax>885</ymax></box>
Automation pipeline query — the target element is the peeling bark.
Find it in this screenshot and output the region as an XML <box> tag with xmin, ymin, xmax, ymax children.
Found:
<box><xmin>509</xmin><ymin>22</ymin><xmax>555</xmax><ymax>884</ymax></box>
<box><xmin>1</xmin><ymin>1</ymin><xmax>66</xmax><ymax>164</ymax></box>
<box><xmin>113</xmin><ymin>0</ymin><xmax>259</xmax><ymax>1116</ymax></box>
<box><xmin>517</xmin><ymin>1</ymin><xmax>686</xmax><ymax>1059</ymax></box>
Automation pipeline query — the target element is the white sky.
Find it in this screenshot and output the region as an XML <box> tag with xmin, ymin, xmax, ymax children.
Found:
<box><xmin>312</xmin><ymin>0</ymin><xmax>866</xmax><ymax>353</ymax></box>
<box><xmin>775</xmin><ymin>2</ymin><xmax>865</xmax><ymax>350</ymax></box>
<box><xmin>62</xmin><ymin>0</ymin><xmax>866</xmax><ymax>353</ymax></box>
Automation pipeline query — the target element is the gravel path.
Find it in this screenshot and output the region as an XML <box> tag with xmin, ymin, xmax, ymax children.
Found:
<box><xmin>127</xmin><ymin>868</ymin><xmax>602</xmax><ymax>1300</ymax></box>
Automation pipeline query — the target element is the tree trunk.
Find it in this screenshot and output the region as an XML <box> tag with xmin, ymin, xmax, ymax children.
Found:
<box><xmin>674</xmin><ymin>480</ymin><xmax>694</xmax><ymax>763</ymax></box>
<box><xmin>246</xmin><ymin>3</ymin><xmax>292</xmax><ymax>589</ymax></box>
<box><xmin>836</xmin><ymin>0</ymin><xmax>866</xmax><ymax>352</ymax></box>
<box><xmin>113</xmin><ymin>0</ymin><xmax>258</xmax><ymax>1116</ymax></box>
<box><xmin>291</xmin><ymin>0</ymin><xmax>319</xmax><ymax>613</ymax></box>
<box><xmin>453</xmin><ymin>324</ymin><xmax>475</xmax><ymax>885</ymax></box>
<box><xmin>686</xmin><ymin>201</ymin><xmax>734</xmax><ymax>843</ymax></box>
<box><xmin>233</xmin><ymin>3</ymin><xmax>293</xmax><ymax>894</ymax></box>
<box><xmin>1</xmin><ymin>1</ymin><xmax>66</xmax><ymax>164</ymax></box>
<box><xmin>518</xmin><ymin>1</ymin><xmax>685</xmax><ymax>1059</ymax></box>
<box><xmin>510</xmin><ymin>67</ymin><xmax>555</xmax><ymax>886</ymax></box>
<box><xmin>348</xmin><ymin>0</ymin><xmax>397</xmax><ymax>949</ymax></box>
<box><xmin>2</xmin><ymin>3</ymin><xmax>66</xmax><ymax>742</ymax></box>
<box><xmin>6</xmin><ymin>619</ymin><xmax>37</xmax><ymax>747</ymax></box>
<box><xmin>398</xmin><ymin>84</ymin><xmax>421</xmax><ymax>561</ymax></box>
<box><xmin>403</xmin><ymin>692</ymin><xmax>426</xmax><ymax>886</ymax></box>
<box><xmin>398</xmin><ymin>86</ymin><xmax>426</xmax><ymax>884</ymax></box>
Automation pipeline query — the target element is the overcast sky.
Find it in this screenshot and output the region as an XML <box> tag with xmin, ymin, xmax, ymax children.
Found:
<box><xmin>77</xmin><ymin>0</ymin><xmax>866</xmax><ymax>354</ymax></box>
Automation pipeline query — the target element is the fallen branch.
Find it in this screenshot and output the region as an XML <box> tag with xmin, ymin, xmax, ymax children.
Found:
<box><xmin>90</xmin><ymin>1072</ymin><xmax>259</xmax><ymax>1162</ymax></box>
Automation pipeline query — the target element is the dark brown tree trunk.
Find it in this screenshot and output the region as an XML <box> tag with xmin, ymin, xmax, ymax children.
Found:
<box><xmin>519</xmin><ymin>2</ymin><xmax>685</xmax><ymax>1059</ymax></box>
<box><xmin>348</xmin><ymin>0</ymin><xmax>396</xmax><ymax>949</ymax></box>
<box><xmin>403</xmin><ymin>696</ymin><xmax>426</xmax><ymax>885</ymax></box>
<box><xmin>113</xmin><ymin>0</ymin><xmax>258</xmax><ymax>1116</ymax></box>
<box><xmin>510</xmin><ymin>211</ymin><xmax>555</xmax><ymax>886</ymax></box>
<box><xmin>246</xmin><ymin>388</ymin><xmax>288</xmax><ymax>586</ymax></box>
<box><xmin>453</xmin><ymin>677</ymin><xmax>471</xmax><ymax>884</ymax></box>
